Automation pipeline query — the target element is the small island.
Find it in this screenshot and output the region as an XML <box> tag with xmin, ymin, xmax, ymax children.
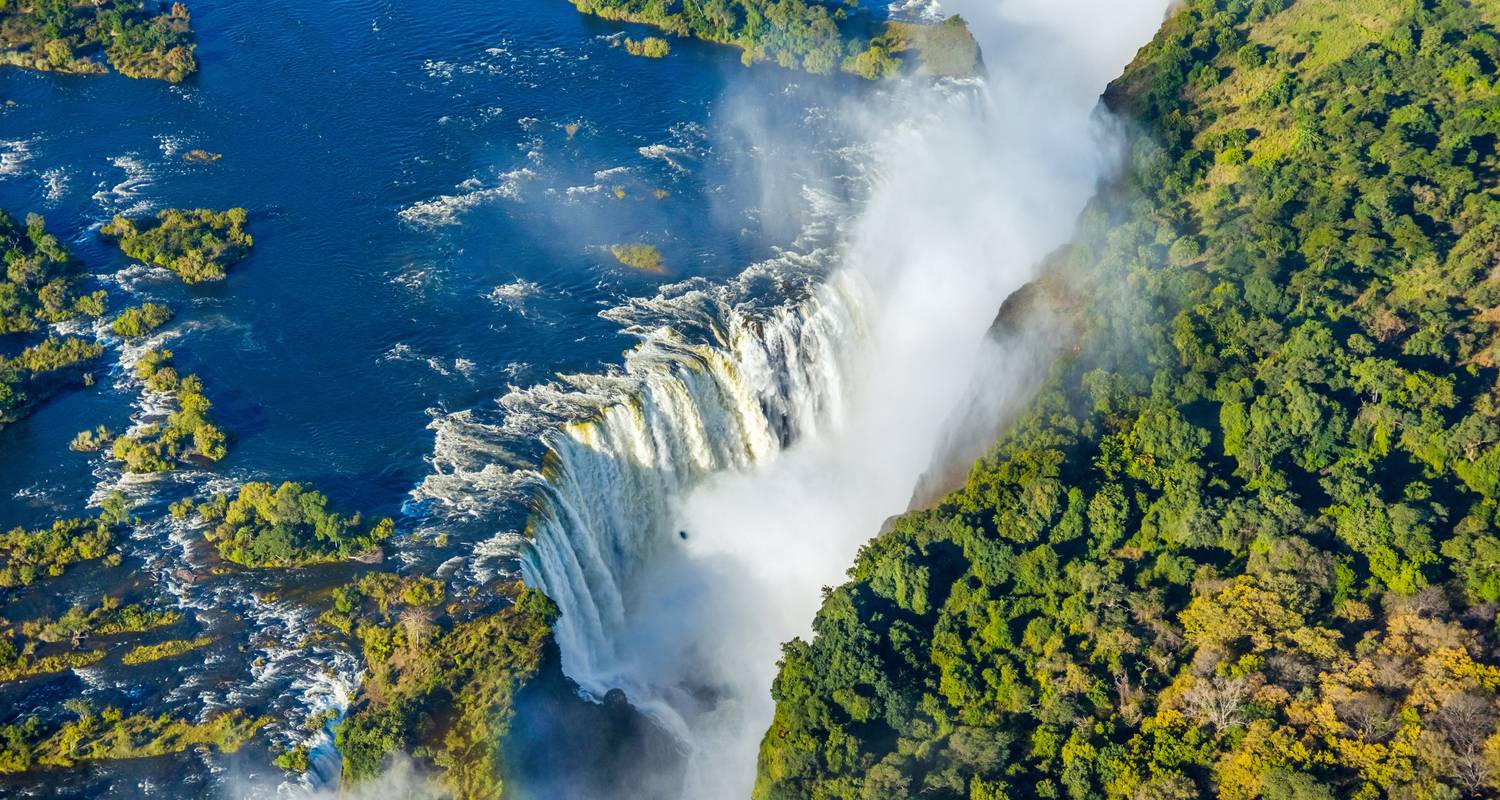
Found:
<box><xmin>0</xmin><ymin>592</ymin><xmax>178</xmax><ymax>686</ymax></box>
<box><xmin>1</xmin><ymin>337</ymin><xmax>104</xmax><ymax>427</ymax></box>
<box><xmin>109</xmin><ymin>303</ymin><xmax>173</xmax><ymax>340</ymax></box>
<box><xmin>623</xmin><ymin>36</ymin><xmax>669</xmax><ymax>58</ymax></box>
<box><xmin>21</xmin><ymin>596</ymin><xmax>181</xmax><ymax>643</ymax></box>
<box><xmin>120</xmin><ymin>635</ymin><xmax>213</xmax><ymax>665</ymax></box>
<box><xmin>183</xmin><ymin>481</ymin><xmax>393</xmax><ymax>568</ymax></box>
<box><xmin>0</xmin><ymin>497</ymin><xmax>126</xmax><ymax>588</ymax></box>
<box><xmin>0</xmin><ymin>637</ymin><xmax>103</xmax><ymax>684</ymax></box>
<box><xmin>0</xmin><ymin>1</ymin><xmax>197</xmax><ymax>82</ymax></box>
<box><xmin>101</xmin><ymin>207</ymin><xmax>253</xmax><ymax>284</ymax></box>
<box><xmin>0</xmin><ymin>703</ymin><xmax>265</xmax><ymax>774</ymax></box>
<box><xmin>0</xmin><ymin>211</ymin><xmax>107</xmax><ymax>428</ymax></box>
<box><xmin>570</xmin><ymin>0</ymin><xmax>980</xmax><ymax>79</ymax></box>
<box><xmin>108</xmin><ymin>348</ymin><xmax>228</xmax><ymax>472</ymax></box>
<box><xmin>609</xmin><ymin>243</ymin><xmax>664</xmax><ymax>273</ymax></box>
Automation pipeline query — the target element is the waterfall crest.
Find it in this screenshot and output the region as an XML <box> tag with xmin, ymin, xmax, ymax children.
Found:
<box><xmin>519</xmin><ymin>265</ymin><xmax>868</xmax><ymax>699</ymax></box>
<box><xmin>413</xmin><ymin>6</ymin><xmax>1173</xmax><ymax>782</ymax></box>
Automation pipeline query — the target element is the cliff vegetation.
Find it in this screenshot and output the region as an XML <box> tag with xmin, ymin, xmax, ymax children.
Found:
<box><xmin>757</xmin><ymin>1</ymin><xmax>1500</xmax><ymax>799</ymax></box>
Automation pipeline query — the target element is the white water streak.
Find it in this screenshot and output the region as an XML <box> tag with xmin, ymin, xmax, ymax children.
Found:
<box><xmin>512</xmin><ymin>0</ymin><xmax>1170</xmax><ymax>795</ymax></box>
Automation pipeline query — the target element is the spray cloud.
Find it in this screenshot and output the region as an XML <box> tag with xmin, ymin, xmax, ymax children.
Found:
<box><xmin>523</xmin><ymin>1</ymin><xmax>1171</xmax><ymax>797</ymax></box>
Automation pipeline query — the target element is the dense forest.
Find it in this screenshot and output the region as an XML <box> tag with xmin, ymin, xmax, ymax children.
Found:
<box><xmin>0</xmin><ymin>0</ymin><xmax>196</xmax><ymax>82</ymax></box>
<box><xmin>756</xmin><ymin>1</ymin><xmax>1500</xmax><ymax>799</ymax></box>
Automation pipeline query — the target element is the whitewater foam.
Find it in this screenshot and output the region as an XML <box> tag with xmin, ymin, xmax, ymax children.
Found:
<box><xmin>0</xmin><ymin>137</ymin><xmax>33</xmax><ymax>177</ymax></box>
<box><xmin>398</xmin><ymin>168</ymin><xmax>535</xmax><ymax>227</ymax></box>
<box><xmin>91</xmin><ymin>154</ymin><xmax>156</xmax><ymax>217</ymax></box>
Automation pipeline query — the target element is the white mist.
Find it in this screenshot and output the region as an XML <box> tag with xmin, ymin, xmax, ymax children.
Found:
<box><xmin>524</xmin><ymin>2</ymin><xmax>1170</xmax><ymax>797</ymax></box>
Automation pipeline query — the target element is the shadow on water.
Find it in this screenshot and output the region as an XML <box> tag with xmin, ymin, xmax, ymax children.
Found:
<box><xmin>503</xmin><ymin>638</ymin><xmax>688</xmax><ymax>800</ymax></box>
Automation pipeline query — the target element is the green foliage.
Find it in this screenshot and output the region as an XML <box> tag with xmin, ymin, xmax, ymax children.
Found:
<box><xmin>0</xmin><ymin>509</ymin><xmax>119</xmax><ymax>588</ymax></box>
<box><xmin>0</xmin><ymin>638</ymin><xmax>103</xmax><ymax>685</ymax></box>
<box><xmin>110</xmin><ymin>349</ymin><xmax>228</xmax><ymax>472</ymax></box>
<box><xmin>0</xmin><ymin>211</ymin><xmax>82</xmax><ymax>331</ymax></box>
<box><xmin>22</xmin><ymin>595</ymin><xmax>181</xmax><ymax>643</ymax></box>
<box><xmin>0</xmin><ymin>704</ymin><xmax>265</xmax><ymax>774</ymax></box>
<box><xmin>570</xmin><ymin>0</ymin><xmax>979</xmax><ymax>79</ymax></box>
<box><xmin>879</xmin><ymin>16</ymin><xmax>982</xmax><ymax>78</ymax></box>
<box><xmin>275</xmin><ymin>744</ymin><xmax>311</xmax><ymax>772</ymax></box>
<box><xmin>101</xmin><ymin>207</ymin><xmax>252</xmax><ymax>284</ymax></box>
<box><xmin>69</xmin><ymin>424</ymin><xmax>113</xmax><ymax>452</ymax></box>
<box><xmin>0</xmin><ymin>0</ymin><xmax>197</xmax><ymax>82</ymax></box>
<box><xmin>609</xmin><ymin>242</ymin><xmax>664</xmax><ymax>273</ymax></box>
<box><xmin>623</xmin><ymin>35</ymin><xmax>670</xmax><ymax>58</ymax></box>
<box><xmin>756</xmin><ymin>1</ymin><xmax>1500</xmax><ymax>798</ymax></box>
<box><xmin>194</xmin><ymin>481</ymin><xmax>393</xmax><ymax>568</ymax></box>
<box><xmin>0</xmin><ymin>211</ymin><xmax>105</xmax><ymax>426</ymax></box>
<box><xmin>119</xmin><ymin>635</ymin><xmax>212</xmax><ymax>665</ymax></box>
<box><xmin>0</xmin><ymin>336</ymin><xmax>104</xmax><ymax>426</ymax></box>
<box><xmin>109</xmin><ymin>302</ymin><xmax>172</xmax><ymax>339</ymax></box>
<box><xmin>316</xmin><ymin>572</ymin><xmax>446</xmax><ymax>636</ymax></box>
<box><xmin>336</xmin><ymin>586</ymin><xmax>556</xmax><ymax>799</ymax></box>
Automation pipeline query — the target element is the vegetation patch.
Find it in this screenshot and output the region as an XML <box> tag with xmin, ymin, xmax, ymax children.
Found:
<box><xmin>0</xmin><ymin>702</ymin><xmax>266</xmax><ymax>774</ymax></box>
<box><xmin>0</xmin><ymin>1</ymin><xmax>197</xmax><ymax>82</ymax></box>
<box><xmin>109</xmin><ymin>303</ymin><xmax>172</xmax><ymax>340</ymax></box>
<box><xmin>878</xmin><ymin>17</ymin><xmax>982</xmax><ymax>78</ymax></box>
<box><xmin>110</xmin><ymin>349</ymin><xmax>228</xmax><ymax>472</ymax></box>
<box><xmin>0</xmin><ymin>640</ymin><xmax>103</xmax><ymax>685</ymax></box>
<box><xmin>184</xmin><ymin>481</ymin><xmax>393</xmax><ymax>568</ymax></box>
<box><xmin>609</xmin><ymin>243</ymin><xmax>664</xmax><ymax>273</ymax></box>
<box><xmin>335</xmin><ymin>586</ymin><xmax>557</xmax><ymax>800</ymax></box>
<box><xmin>316</xmin><ymin>571</ymin><xmax>446</xmax><ymax>637</ymax></box>
<box><xmin>623</xmin><ymin>35</ymin><xmax>670</xmax><ymax>58</ymax></box>
<box><xmin>0</xmin><ymin>497</ymin><xmax>125</xmax><ymax>588</ymax></box>
<box><xmin>756</xmin><ymin>1</ymin><xmax>1500</xmax><ymax>798</ymax></box>
<box><xmin>102</xmin><ymin>208</ymin><xmax>252</xmax><ymax>284</ymax></box>
<box><xmin>274</xmin><ymin>743</ymin><xmax>311</xmax><ymax>772</ymax></box>
<box><xmin>570</xmin><ymin>0</ymin><xmax>979</xmax><ymax>79</ymax></box>
<box><xmin>120</xmin><ymin>636</ymin><xmax>213</xmax><ymax>666</ymax></box>
<box><xmin>22</xmin><ymin>596</ymin><xmax>181</xmax><ymax>643</ymax></box>
<box><xmin>0</xmin><ymin>211</ymin><xmax>106</xmax><ymax>427</ymax></box>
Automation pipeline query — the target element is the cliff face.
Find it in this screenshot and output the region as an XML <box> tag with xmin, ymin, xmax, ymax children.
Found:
<box><xmin>755</xmin><ymin>1</ymin><xmax>1500</xmax><ymax>798</ymax></box>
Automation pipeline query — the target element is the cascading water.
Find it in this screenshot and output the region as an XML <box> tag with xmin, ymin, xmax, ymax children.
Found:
<box><xmin>416</xmin><ymin>1</ymin><xmax>1170</xmax><ymax>793</ymax></box>
<box><xmin>520</xmin><ymin>267</ymin><xmax>868</xmax><ymax>709</ymax></box>
<box><xmin>500</xmin><ymin>82</ymin><xmax>1060</xmax><ymax>799</ymax></box>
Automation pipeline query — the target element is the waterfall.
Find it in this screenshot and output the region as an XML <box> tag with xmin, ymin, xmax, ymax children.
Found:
<box><xmin>519</xmin><ymin>266</ymin><xmax>868</xmax><ymax>704</ymax></box>
<box><xmin>411</xmin><ymin>3</ymin><xmax>1173</xmax><ymax>783</ymax></box>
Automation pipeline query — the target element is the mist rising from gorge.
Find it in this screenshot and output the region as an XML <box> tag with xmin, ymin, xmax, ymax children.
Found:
<box><xmin>525</xmin><ymin>2</ymin><xmax>1171</xmax><ymax>797</ymax></box>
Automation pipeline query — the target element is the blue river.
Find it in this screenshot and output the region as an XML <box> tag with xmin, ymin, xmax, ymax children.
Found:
<box><xmin>0</xmin><ymin>0</ymin><xmax>857</xmax><ymax>795</ymax></box>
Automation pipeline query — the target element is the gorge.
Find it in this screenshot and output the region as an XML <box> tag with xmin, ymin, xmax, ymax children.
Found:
<box><xmin>6</xmin><ymin>1</ymin><xmax>1500</xmax><ymax>799</ymax></box>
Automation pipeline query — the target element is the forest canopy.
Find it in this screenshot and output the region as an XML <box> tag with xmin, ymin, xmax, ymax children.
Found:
<box><xmin>756</xmin><ymin>1</ymin><xmax>1500</xmax><ymax>799</ymax></box>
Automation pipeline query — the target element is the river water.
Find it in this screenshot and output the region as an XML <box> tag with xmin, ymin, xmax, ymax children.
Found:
<box><xmin>0</xmin><ymin>0</ymin><xmax>1170</xmax><ymax>796</ymax></box>
<box><xmin>0</xmin><ymin>0</ymin><xmax>862</xmax><ymax>795</ymax></box>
